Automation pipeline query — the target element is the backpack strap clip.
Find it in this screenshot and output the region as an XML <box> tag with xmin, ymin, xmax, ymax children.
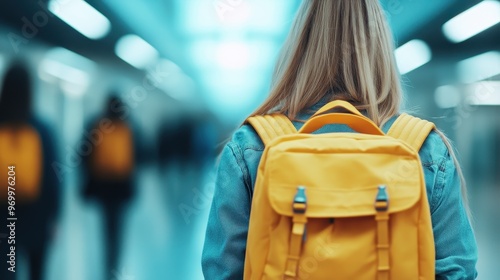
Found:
<box><xmin>285</xmin><ymin>186</ymin><xmax>308</xmax><ymax>279</ymax></box>
<box><xmin>292</xmin><ymin>186</ymin><xmax>307</xmax><ymax>214</ymax></box>
<box><xmin>374</xmin><ymin>185</ymin><xmax>389</xmax><ymax>212</ymax></box>
<box><xmin>374</xmin><ymin>185</ymin><xmax>390</xmax><ymax>280</ymax></box>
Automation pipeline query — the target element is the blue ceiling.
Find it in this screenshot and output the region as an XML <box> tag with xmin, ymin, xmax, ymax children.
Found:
<box><xmin>97</xmin><ymin>0</ymin><xmax>475</xmax><ymax>120</ymax></box>
<box><xmin>0</xmin><ymin>0</ymin><xmax>495</xmax><ymax>122</ymax></box>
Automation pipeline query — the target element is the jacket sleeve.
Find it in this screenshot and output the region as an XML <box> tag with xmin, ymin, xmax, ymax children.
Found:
<box><xmin>202</xmin><ymin>141</ymin><xmax>252</xmax><ymax>280</ymax></box>
<box><xmin>428</xmin><ymin>146</ymin><xmax>478</xmax><ymax>279</ymax></box>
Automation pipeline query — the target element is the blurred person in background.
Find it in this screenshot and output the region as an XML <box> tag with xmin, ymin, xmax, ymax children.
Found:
<box><xmin>191</xmin><ymin>112</ymin><xmax>218</xmax><ymax>171</ymax></box>
<box><xmin>157</xmin><ymin>111</ymin><xmax>217</xmax><ymax>221</ymax></box>
<box><xmin>156</xmin><ymin>110</ymin><xmax>217</xmax><ymax>279</ymax></box>
<box><xmin>158</xmin><ymin>111</ymin><xmax>217</xmax><ymax>174</ymax></box>
<box><xmin>80</xmin><ymin>95</ymin><xmax>138</xmax><ymax>279</ymax></box>
<box><xmin>0</xmin><ymin>62</ymin><xmax>61</xmax><ymax>280</ymax></box>
<box><xmin>158</xmin><ymin>114</ymin><xmax>198</xmax><ymax>207</ymax></box>
<box><xmin>158</xmin><ymin>115</ymin><xmax>195</xmax><ymax>169</ymax></box>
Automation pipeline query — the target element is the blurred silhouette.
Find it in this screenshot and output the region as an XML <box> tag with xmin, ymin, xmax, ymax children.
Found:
<box><xmin>155</xmin><ymin>111</ymin><xmax>218</xmax><ymax>280</ymax></box>
<box><xmin>157</xmin><ymin>111</ymin><xmax>217</xmax><ymax>211</ymax></box>
<box><xmin>158</xmin><ymin>115</ymin><xmax>194</xmax><ymax>168</ymax></box>
<box><xmin>81</xmin><ymin>95</ymin><xmax>137</xmax><ymax>279</ymax></box>
<box><xmin>158</xmin><ymin>111</ymin><xmax>217</xmax><ymax>170</ymax></box>
<box><xmin>0</xmin><ymin>62</ymin><xmax>60</xmax><ymax>280</ymax></box>
<box><xmin>191</xmin><ymin>112</ymin><xmax>218</xmax><ymax>170</ymax></box>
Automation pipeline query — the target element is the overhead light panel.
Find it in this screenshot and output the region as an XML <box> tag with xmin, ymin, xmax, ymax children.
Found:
<box><xmin>40</xmin><ymin>59</ymin><xmax>90</xmax><ymax>87</ymax></box>
<box><xmin>466</xmin><ymin>81</ymin><xmax>500</xmax><ymax>106</ymax></box>
<box><xmin>48</xmin><ymin>0</ymin><xmax>111</xmax><ymax>40</ymax></box>
<box><xmin>434</xmin><ymin>85</ymin><xmax>461</xmax><ymax>109</ymax></box>
<box><xmin>458</xmin><ymin>51</ymin><xmax>500</xmax><ymax>83</ymax></box>
<box><xmin>182</xmin><ymin>0</ymin><xmax>290</xmax><ymax>34</ymax></box>
<box><xmin>147</xmin><ymin>59</ymin><xmax>195</xmax><ymax>101</ymax></box>
<box><xmin>442</xmin><ymin>0</ymin><xmax>500</xmax><ymax>43</ymax></box>
<box><xmin>38</xmin><ymin>47</ymin><xmax>96</xmax><ymax>96</ymax></box>
<box><xmin>115</xmin><ymin>34</ymin><xmax>159</xmax><ymax>69</ymax></box>
<box><xmin>191</xmin><ymin>40</ymin><xmax>277</xmax><ymax>71</ymax></box>
<box><xmin>395</xmin><ymin>39</ymin><xmax>432</xmax><ymax>75</ymax></box>
<box><xmin>44</xmin><ymin>47</ymin><xmax>97</xmax><ymax>71</ymax></box>
<box><xmin>216</xmin><ymin>42</ymin><xmax>250</xmax><ymax>70</ymax></box>
<box><xmin>154</xmin><ymin>59</ymin><xmax>182</xmax><ymax>74</ymax></box>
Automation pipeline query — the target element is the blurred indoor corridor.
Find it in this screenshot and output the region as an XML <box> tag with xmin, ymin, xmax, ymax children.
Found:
<box><xmin>0</xmin><ymin>0</ymin><xmax>499</xmax><ymax>279</ymax></box>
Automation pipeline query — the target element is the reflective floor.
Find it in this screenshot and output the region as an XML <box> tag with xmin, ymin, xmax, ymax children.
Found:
<box><xmin>469</xmin><ymin>182</ymin><xmax>500</xmax><ymax>280</ymax></box>
<box><xmin>23</xmin><ymin>163</ymin><xmax>495</xmax><ymax>280</ymax></box>
<box><xmin>39</xmin><ymin>163</ymin><xmax>214</xmax><ymax>280</ymax></box>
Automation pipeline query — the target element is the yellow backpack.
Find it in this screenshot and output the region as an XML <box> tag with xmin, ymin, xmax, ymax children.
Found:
<box><xmin>0</xmin><ymin>125</ymin><xmax>43</xmax><ymax>203</ymax></box>
<box><xmin>89</xmin><ymin>121</ymin><xmax>134</xmax><ymax>180</ymax></box>
<box><xmin>244</xmin><ymin>100</ymin><xmax>435</xmax><ymax>280</ymax></box>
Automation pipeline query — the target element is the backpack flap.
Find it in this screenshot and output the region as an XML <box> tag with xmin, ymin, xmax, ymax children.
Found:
<box><xmin>269</xmin><ymin>182</ymin><xmax>420</xmax><ymax>218</ymax></box>
<box><xmin>264</xmin><ymin>134</ymin><xmax>423</xmax><ymax>218</ymax></box>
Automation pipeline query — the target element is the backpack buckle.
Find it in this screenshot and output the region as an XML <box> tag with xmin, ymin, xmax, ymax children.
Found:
<box><xmin>375</xmin><ymin>185</ymin><xmax>389</xmax><ymax>212</ymax></box>
<box><xmin>292</xmin><ymin>186</ymin><xmax>307</xmax><ymax>214</ymax></box>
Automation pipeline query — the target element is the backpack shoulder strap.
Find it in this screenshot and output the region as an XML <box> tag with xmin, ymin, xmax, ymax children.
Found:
<box><xmin>246</xmin><ymin>114</ymin><xmax>297</xmax><ymax>146</ymax></box>
<box><xmin>387</xmin><ymin>113</ymin><xmax>435</xmax><ymax>151</ymax></box>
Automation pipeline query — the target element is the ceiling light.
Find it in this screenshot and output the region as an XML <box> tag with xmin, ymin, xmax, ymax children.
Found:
<box><xmin>458</xmin><ymin>51</ymin><xmax>500</xmax><ymax>83</ymax></box>
<box><xmin>466</xmin><ymin>81</ymin><xmax>500</xmax><ymax>105</ymax></box>
<box><xmin>443</xmin><ymin>1</ymin><xmax>500</xmax><ymax>43</ymax></box>
<box><xmin>115</xmin><ymin>34</ymin><xmax>159</xmax><ymax>69</ymax></box>
<box><xmin>395</xmin><ymin>39</ymin><xmax>432</xmax><ymax>75</ymax></box>
<box><xmin>48</xmin><ymin>0</ymin><xmax>111</xmax><ymax>40</ymax></box>
<box><xmin>434</xmin><ymin>85</ymin><xmax>461</xmax><ymax>109</ymax></box>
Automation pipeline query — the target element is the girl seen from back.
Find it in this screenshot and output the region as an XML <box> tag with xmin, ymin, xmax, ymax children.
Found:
<box><xmin>202</xmin><ymin>1</ymin><xmax>478</xmax><ymax>279</ymax></box>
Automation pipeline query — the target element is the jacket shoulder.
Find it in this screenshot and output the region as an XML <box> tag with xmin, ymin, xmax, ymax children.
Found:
<box><xmin>419</xmin><ymin>130</ymin><xmax>450</xmax><ymax>166</ymax></box>
<box><xmin>230</xmin><ymin>124</ymin><xmax>265</xmax><ymax>152</ymax></box>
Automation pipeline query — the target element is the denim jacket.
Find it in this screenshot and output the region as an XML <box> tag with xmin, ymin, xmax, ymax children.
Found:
<box><xmin>202</xmin><ymin>101</ymin><xmax>478</xmax><ymax>280</ymax></box>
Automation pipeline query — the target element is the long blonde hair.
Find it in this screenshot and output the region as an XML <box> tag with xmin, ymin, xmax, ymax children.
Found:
<box><xmin>251</xmin><ymin>0</ymin><xmax>401</xmax><ymax>127</ymax></box>
<box><xmin>250</xmin><ymin>0</ymin><xmax>470</xmax><ymax>213</ymax></box>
